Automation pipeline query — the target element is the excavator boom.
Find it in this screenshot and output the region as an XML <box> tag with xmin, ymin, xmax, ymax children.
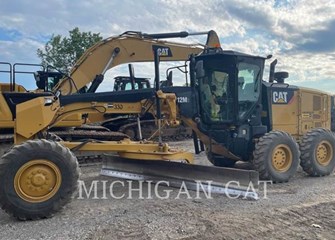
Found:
<box><xmin>53</xmin><ymin>30</ymin><xmax>221</xmax><ymax>95</ymax></box>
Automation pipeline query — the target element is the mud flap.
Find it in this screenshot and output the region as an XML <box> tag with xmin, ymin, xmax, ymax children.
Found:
<box><xmin>100</xmin><ymin>155</ymin><xmax>259</xmax><ymax>200</ymax></box>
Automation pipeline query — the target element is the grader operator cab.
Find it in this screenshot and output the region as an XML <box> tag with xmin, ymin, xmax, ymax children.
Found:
<box><xmin>190</xmin><ymin>49</ymin><xmax>334</xmax><ymax>181</ymax></box>
<box><xmin>0</xmin><ymin>30</ymin><xmax>334</xmax><ymax>220</ymax></box>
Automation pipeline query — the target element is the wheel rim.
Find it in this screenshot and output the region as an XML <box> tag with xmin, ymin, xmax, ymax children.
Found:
<box><xmin>316</xmin><ymin>140</ymin><xmax>333</xmax><ymax>166</ymax></box>
<box><xmin>271</xmin><ymin>144</ymin><xmax>293</xmax><ymax>172</ymax></box>
<box><xmin>14</xmin><ymin>160</ymin><xmax>62</xmax><ymax>203</ymax></box>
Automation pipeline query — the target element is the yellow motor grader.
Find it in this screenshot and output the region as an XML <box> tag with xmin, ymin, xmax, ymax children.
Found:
<box><xmin>0</xmin><ymin>30</ymin><xmax>334</xmax><ymax>220</ymax></box>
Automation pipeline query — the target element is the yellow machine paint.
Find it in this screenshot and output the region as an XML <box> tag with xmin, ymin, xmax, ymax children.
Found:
<box><xmin>0</xmin><ymin>83</ymin><xmax>26</xmax><ymax>93</ymax></box>
<box><xmin>272</xmin><ymin>87</ymin><xmax>331</xmax><ymax>138</ymax></box>
<box><xmin>0</xmin><ymin>94</ymin><xmax>14</xmax><ymax>127</ymax></box>
<box><xmin>14</xmin><ymin>159</ymin><xmax>62</xmax><ymax>203</ymax></box>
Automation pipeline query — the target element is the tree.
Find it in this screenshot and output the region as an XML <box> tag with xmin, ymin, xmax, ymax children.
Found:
<box><xmin>37</xmin><ymin>27</ymin><xmax>103</xmax><ymax>74</ymax></box>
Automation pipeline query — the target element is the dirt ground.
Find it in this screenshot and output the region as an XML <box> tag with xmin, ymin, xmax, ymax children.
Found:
<box><xmin>0</xmin><ymin>139</ymin><xmax>334</xmax><ymax>240</ymax></box>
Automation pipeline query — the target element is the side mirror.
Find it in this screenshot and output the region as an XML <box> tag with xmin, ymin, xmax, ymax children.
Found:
<box><xmin>167</xmin><ymin>71</ymin><xmax>173</xmax><ymax>86</ymax></box>
<box><xmin>195</xmin><ymin>60</ymin><xmax>205</xmax><ymax>79</ymax></box>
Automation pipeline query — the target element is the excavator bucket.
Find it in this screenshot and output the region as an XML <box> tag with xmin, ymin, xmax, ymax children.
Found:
<box><xmin>101</xmin><ymin>156</ymin><xmax>259</xmax><ymax>200</ymax></box>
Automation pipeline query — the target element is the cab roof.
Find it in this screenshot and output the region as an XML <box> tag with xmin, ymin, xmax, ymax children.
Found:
<box><xmin>200</xmin><ymin>48</ymin><xmax>266</xmax><ymax>59</ymax></box>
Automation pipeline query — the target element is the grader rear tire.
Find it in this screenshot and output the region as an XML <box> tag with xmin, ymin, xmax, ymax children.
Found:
<box><xmin>253</xmin><ymin>131</ymin><xmax>300</xmax><ymax>183</ymax></box>
<box><xmin>299</xmin><ymin>128</ymin><xmax>335</xmax><ymax>176</ymax></box>
<box><xmin>0</xmin><ymin>139</ymin><xmax>79</xmax><ymax>220</ymax></box>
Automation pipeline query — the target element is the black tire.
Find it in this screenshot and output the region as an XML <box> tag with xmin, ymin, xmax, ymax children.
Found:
<box><xmin>0</xmin><ymin>139</ymin><xmax>79</xmax><ymax>220</ymax></box>
<box><xmin>0</xmin><ymin>142</ymin><xmax>12</xmax><ymax>157</ymax></box>
<box><xmin>299</xmin><ymin>128</ymin><xmax>335</xmax><ymax>176</ymax></box>
<box><xmin>253</xmin><ymin>131</ymin><xmax>300</xmax><ymax>183</ymax></box>
<box><xmin>206</xmin><ymin>150</ymin><xmax>236</xmax><ymax>168</ymax></box>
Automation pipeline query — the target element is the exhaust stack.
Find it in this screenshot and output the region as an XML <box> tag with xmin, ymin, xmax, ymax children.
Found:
<box><xmin>269</xmin><ymin>59</ymin><xmax>277</xmax><ymax>83</ymax></box>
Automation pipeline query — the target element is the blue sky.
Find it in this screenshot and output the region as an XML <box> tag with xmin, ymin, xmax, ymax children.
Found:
<box><xmin>1</xmin><ymin>0</ymin><xmax>335</xmax><ymax>92</ymax></box>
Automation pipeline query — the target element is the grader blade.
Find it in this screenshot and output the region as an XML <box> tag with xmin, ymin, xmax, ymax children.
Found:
<box><xmin>101</xmin><ymin>155</ymin><xmax>259</xmax><ymax>200</ymax></box>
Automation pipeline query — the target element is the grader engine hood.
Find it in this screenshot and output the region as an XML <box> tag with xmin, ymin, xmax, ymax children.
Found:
<box><xmin>13</xmin><ymin>95</ymin><xmax>60</xmax><ymax>143</ymax></box>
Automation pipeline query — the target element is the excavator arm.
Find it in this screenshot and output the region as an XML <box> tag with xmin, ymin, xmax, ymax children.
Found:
<box><xmin>53</xmin><ymin>30</ymin><xmax>221</xmax><ymax>95</ymax></box>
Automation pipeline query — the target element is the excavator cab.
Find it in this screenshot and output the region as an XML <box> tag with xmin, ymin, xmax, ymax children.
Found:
<box><xmin>34</xmin><ymin>70</ymin><xmax>64</xmax><ymax>91</ymax></box>
<box><xmin>113</xmin><ymin>76</ymin><xmax>151</xmax><ymax>91</ymax></box>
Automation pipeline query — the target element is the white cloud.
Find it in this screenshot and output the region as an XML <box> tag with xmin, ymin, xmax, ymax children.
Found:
<box><xmin>0</xmin><ymin>38</ymin><xmax>42</xmax><ymax>63</ymax></box>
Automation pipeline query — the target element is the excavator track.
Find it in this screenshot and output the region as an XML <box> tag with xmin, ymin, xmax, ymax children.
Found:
<box><xmin>52</xmin><ymin>129</ymin><xmax>128</xmax><ymax>165</ymax></box>
<box><xmin>119</xmin><ymin>120</ymin><xmax>193</xmax><ymax>141</ymax></box>
<box><xmin>51</xmin><ymin>129</ymin><xmax>128</xmax><ymax>141</ymax></box>
<box><xmin>72</xmin><ymin>124</ymin><xmax>112</xmax><ymax>132</ymax></box>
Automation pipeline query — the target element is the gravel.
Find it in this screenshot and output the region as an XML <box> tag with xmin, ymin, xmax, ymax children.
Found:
<box><xmin>0</xmin><ymin>140</ymin><xmax>334</xmax><ymax>240</ymax></box>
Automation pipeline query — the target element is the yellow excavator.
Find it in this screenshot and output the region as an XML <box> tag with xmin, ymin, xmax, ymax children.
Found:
<box><xmin>0</xmin><ymin>31</ymin><xmax>215</xmax><ymax>156</ymax></box>
<box><xmin>0</xmin><ymin>30</ymin><xmax>334</xmax><ymax>220</ymax></box>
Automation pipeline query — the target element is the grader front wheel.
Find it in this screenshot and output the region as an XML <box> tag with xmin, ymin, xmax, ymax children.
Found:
<box><xmin>271</xmin><ymin>144</ymin><xmax>293</xmax><ymax>172</ymax></box>
<box><xmin>0</xmin><ymin>140</ymin><xmax>79</xmax><ymax>220</ymax></box>
<box><xmin>253</xmin><ymin>131</ymin><xmax>300</xmax><ymax>183</ymax></box>
<box><xmin>14</xmin><ymin>159</ymin><xmax>62</xmax><ymax>203</ymax></box>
